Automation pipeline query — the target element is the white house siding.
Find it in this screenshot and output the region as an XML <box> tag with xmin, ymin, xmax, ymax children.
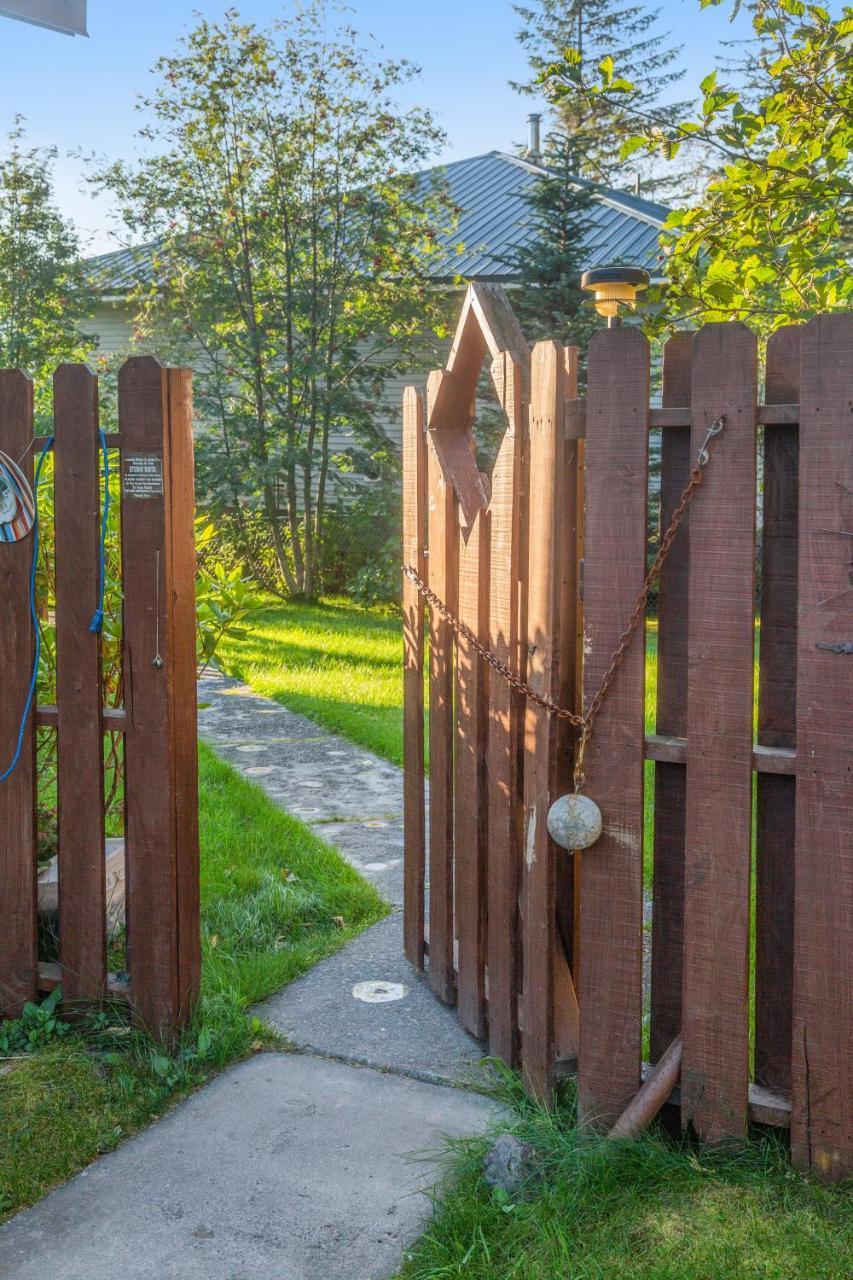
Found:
<box><xmin>87</xmin><ymin>302</ymin><xmax>136</xmax><ymax>357</ymax></box>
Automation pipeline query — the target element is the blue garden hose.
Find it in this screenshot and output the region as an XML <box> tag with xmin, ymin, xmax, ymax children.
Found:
<box><xmin>0</xmin><ymin>428</ymin><xmax>110</xmax><ymax>783</ymax></box>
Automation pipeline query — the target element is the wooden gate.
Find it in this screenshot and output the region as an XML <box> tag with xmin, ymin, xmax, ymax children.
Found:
<box><xmin>402</xmin><ymin>284</ymin><xmax>852</xmax><ymax>1181</ymax></box>
<box><xmin>0</xmin><ymin>358</ymin><xmax>200</xmax><ymax>1039</ymax></box>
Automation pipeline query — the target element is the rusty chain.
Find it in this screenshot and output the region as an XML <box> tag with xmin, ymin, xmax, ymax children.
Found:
<box><xmin>403</xmin><ymin>415</ymin><xmax>726</xmax><ymax>791</ymax></box>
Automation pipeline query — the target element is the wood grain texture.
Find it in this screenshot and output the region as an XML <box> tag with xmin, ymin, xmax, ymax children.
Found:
<box><xmin>0</xmin><ymin>370</ymin><xmax>38</xmax><ymax>1016</ymax></box>
<box><xmin>486</xmin><ymin>351</ymin><xmax>526</xmax><ymax>1065</ymax></box>
<box><xmin>681</xmin><ymin>323</ymin><xmax>758</xmax><ymax>1143</ymax></box>
<box><xmin>120</xmin><ymin>357</ymin><xmax>199</xmax><ymax>1037</ymax></box>
<box><xmin>402</xmin><ymin>386</ymin><xmax>427</xmax><ymax>971</ymax></box>
<box><xmin>650</xmin><ymin>332</ymin><xmax>692</xmax><ymax>1063</ymax></box>
<box><xmin>54</xmin><ymin>365</ymin><xmax>107</xmax><ymax>1003</ymax></box>
<box><xmin>557</xmin><ymin>346</ymin><xmax>581</xmax><ymax>1011</ymax></box>
<box><xmin>578</xmin><ymin>327</ymin><xmax>650</xmax><ymax>1129</ymax></box>
<box><xmin>165</xmin><ymin>368</ymin><xmax>201</xmax><ymax>1012</ymax></box>
<box><xmin>521</xmin><ymin>341</ymin><xmax>570</xmax><ymax>1098</ymax></box>
<box><xmin>755</xmin><ymin>325</ymin><xmax>800</xmax><ymax>1093</ymax></box>
<box><xmin>455</xmin><ymin>500</ymin><xmax>489</xmax><ymax>1037</ymax></box>
<box><xmin>790</xmin><ymin>314</ymin><xmax>853</xmax><ymax>1181</ymax></box>
<box><xmin>426</xmin><ymin>370</ymin><xmax>458</xmax><ymax>1004</ymax></box>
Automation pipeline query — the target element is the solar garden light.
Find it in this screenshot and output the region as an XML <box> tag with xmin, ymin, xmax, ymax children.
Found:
<box><xmin>581</xmin><ymin>265</ymin><xmax>650</xmax><ymax>327</ymax></box>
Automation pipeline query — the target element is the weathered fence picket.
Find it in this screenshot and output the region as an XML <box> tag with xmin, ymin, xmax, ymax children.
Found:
<box><xmin>54</xmin><ymin>364</ymin><xmax>107</xmax><ymax>1005</ymax></box>
<box><xmin>402</xmin><ymin>283</ymin><xmax>852</xmax><ymax>1181</ymax></box>
<box><xmin>578</xmin><ymin>326</ymin><xmax>649</xmax><ymax>1130</ymax></box>
<box><xmin>681</xmin><ymin>323</ymin><xmax>758</xmax><ymax>1143</ymax></box>
<box><xmin>790</xmin><ymin>314</ymin><xmax>853</xmax><ymax>1179</ymax></box>
<box><xmin>0</xmin><ymin>371</ymin><xmax>38</xmax><ymax>1016</ymax></box>
<box><xmin>402</xmin><ymin>386</ymin><xmax>426</xmax><ymax>972</ymax></box>
<box><xmin>0</xmin><ymin>358</ymin><xmax>200</xmax><ymax>1039</ymax></box>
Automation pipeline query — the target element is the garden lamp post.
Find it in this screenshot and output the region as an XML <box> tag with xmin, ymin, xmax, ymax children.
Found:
<box><xmin>581</xmin><ymin>266</ymin><xmax>649</xmax><ymax>327</ymax></box>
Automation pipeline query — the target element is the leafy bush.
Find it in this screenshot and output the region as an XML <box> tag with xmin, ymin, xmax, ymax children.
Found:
<box><xmin>319</xmin><ymin>485</ymin><xmax>401</xmax><ymax>607</ymax></box>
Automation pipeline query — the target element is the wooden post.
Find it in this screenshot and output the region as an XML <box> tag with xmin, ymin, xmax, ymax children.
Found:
<box><xmin>486</xmin><ymin>350</ymin><xmax>527</xmax><ymax>1066</ymax></box>
<box><xmin>54</xmin><ymin>365</ymin><xmax>107</xmax><ymax>1003</ymax></box>
<box><xmin>0</xmin><ymin>370</ymin><xmax>38</xmax><ymax>1016</ymax></box>
<box><xmin>754</xmin><ymin>326</ymin><xmax>800</xmax><ymax>1093</ymax></box>
<box><xmin>556</xmin><ymin>345</ymin><xmax>582</xmax><ymax>1050</ymax></box>
<box><xmin>426</xmin><ymin>370</ymin><xmax>458</xmax><ymax>1005</ymax></box>
<box><xmin>650</xmin><ymin>333</ymin><xmax>692</xmax><ymax>1062</ymax></box>
<box><xmin>681</xmin><ymin>323</ymin><xmax>757</xmax><ymax>1144</ymax></box>
<box><xmin>521</xmin><ymin>341</ymin><xmax>571</xmax><ymax>1100</ymax></box>
<box><xmin>791</xmin><ymin>314</ymin><xmax>853</xmax><ymax>1180</ymax></box>
<box><xmin>119</xmin><ymin>358</ymin><xmax>200</xmax><ymax>1038</ymax></box>
<box><xmin>578</xmin><ymin>327</ymin><xmax>649</xmax><ymax>1129</ymax></box>
<box><xmin>402</xmin><ymin>386</ymin><xmax>427</xmax><ymax>971</ymax></box>
<box><xmin>455</xmin><ymin>498</ymin><xmax>489</xmax><ymax>1038</ymax></box>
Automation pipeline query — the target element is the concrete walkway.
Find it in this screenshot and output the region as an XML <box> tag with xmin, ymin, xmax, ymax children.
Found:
<box><xmin>0</xmin><ymin>674</ymin><xmax>494</xmax><ymax>1280</ymax></box>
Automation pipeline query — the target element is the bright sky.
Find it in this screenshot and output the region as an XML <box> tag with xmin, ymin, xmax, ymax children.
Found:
<box><xmin>0</xmin><ymin>0</ymin><xmax>759</xmax><ymax>254</ymax></box>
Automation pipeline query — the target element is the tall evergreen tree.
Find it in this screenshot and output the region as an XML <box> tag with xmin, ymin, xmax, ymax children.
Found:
<box><xmin>504</xmin><ymin>133</ymin><xmax>601</xmax><ymax>356</ymax></box>
<box><xmin>513</xmin><ymin>1</ymin><xmax>688</xmax><ymax>194</ymax></box>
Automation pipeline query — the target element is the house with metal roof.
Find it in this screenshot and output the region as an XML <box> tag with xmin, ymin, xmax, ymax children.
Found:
<box><xmin>85</xmin><ymin>146</ymin><xmax>669</xmax><ymax>459</ymax></box>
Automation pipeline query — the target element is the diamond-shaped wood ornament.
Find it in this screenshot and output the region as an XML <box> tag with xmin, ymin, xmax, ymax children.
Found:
<box><xmin>427</xmin><ymin>283</ymin><xmax>530</xmax><ymax>530</ymax></box>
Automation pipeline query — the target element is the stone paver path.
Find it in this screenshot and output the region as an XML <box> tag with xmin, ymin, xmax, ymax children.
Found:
<box><xmin>0</xmin><ymin>673</ymin><xmax>494</xmax><ymax>1280</ymax></box>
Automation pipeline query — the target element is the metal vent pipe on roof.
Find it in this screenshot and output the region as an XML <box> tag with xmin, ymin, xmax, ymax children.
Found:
<box><xmin>526</xmin><ymin>113</ymin><xmax>542</xmax><ymax>164</ymax></box>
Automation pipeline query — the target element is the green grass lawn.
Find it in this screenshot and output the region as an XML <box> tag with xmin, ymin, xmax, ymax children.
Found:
<box><xmin>0</xmin><ymin>743</ymin><xmax>387</xmax><ymax>1221</ymax></box>
<box><xmin>217</xmin><ymin>596</ymin><xmax>406</xmax><ymax>764</ymax></box>
<box><xmin>397</xmin><ymin>1077</ymin><xmax>852</xmax><ymax>1280</ymax></box>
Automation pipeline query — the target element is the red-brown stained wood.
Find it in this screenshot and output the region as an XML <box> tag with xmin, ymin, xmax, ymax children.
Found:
<box><xmin>486</xmin><ymin>351</ymin><xmax>527</xmax><ymax>1065</ymax></box>
<box><xmin>54</xmin><ymin>365</ymin><xmax>107</xmax><ymax>1003</ymax></box>
<box><xmin>755</xmin><ymin>325</ymin><xmax>800</xmax><ymax>1093</ymax></box>
<box><xmin>455</xmin><ymin>499</ymin><xmax>489</xmax><ymax>1037</ymax></box>
<box><xmin>402</xmin><ymin>386</ymin><xmax>427</xmax><ymax>971</ymax></box>
<box><xmin>522</xmin><ymin>341</ymin><xmax>570</xmax><ymax>1099</ymax></box>
<box><xmin>165</xmin><ymin>368</ymin><xmax>201</xmax><ymax>1010</ymax></box>
<box><xmin>650</xmin><ymin>332</ymin><xmax>692</xmax><ymax>1063</ymax></box>
<box><xmin>791</xmin><ymin>314</ymin><xmax>853</xmax><ymax>1181</ymax></box>
<box><xmin>681</xmin><ymin>323</ymin><xmax>758</xmax><ymax>1143</ymax></box>
<box><xmin>119</xmin><ymin>357</ymin><xmax>199</xmax><ymax>1037</ymax></box>
<box><xmin>426</xmin><ymin>370</ymin><xmax>458</xmax><ymax>1004</ymax></box>
<box><xmin>0</xmin><ymin>370</ymin><xmax>38</xmax><ymax>1016</ymax></box>
<box><xmin>578</xmin><ymin>327</ymin><xmax>650</xmax><ymax>1129</ymax></box>
<box><xmin>556</xmin><ymin>348</ymin><xmax>581</xmax><ymax>986</ymax></box>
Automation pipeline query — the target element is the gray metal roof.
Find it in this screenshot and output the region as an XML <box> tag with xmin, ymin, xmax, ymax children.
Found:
<box><xmin>87</xmin><ymin>150</ymin><xmax>668</xmax><ymax>294</ymax></box>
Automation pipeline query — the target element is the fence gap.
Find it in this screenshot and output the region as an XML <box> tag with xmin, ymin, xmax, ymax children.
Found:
<box><xmin>649</xmin><ymin>332</ymin><xmax>692</xmax><ymax>1063</ymax></box>
<box><xmin>754</xmin><ymin>325</ymin><xmax>800</xmax><ymax>1093</ymax></box>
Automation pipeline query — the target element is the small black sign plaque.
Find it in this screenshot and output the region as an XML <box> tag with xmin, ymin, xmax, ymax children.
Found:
<box><xmin>124</xmin><ymin>453</ymin><xmax>164</xmax><ymax>499</ymax></box>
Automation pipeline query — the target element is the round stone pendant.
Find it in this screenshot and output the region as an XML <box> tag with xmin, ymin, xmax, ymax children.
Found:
<box><xmin>547</xmin><ymin>792</ymin><xmax>603</xmax><ymax>851</ymax></box>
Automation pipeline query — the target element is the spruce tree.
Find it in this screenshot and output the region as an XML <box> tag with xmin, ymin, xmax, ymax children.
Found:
<box><xmin>504</xmin><ymin>133</ymin><xmax>601</xmax><ymax>358</ymax></box>
<box><xmin>513</xmin><ymin>1</ymin><xmax>687</xmax><ymax>195</ymax></box>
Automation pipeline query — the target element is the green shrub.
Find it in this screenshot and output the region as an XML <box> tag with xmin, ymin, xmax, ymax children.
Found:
<box><xmin>320</xmin><ymin>485</ymin><xmax>401</xmax><ymax>607</ymax></box>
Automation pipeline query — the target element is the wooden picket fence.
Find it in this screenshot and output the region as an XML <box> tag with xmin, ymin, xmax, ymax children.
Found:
<box><xmin>0</xmin><ymin>358</ymin><xmax>200</xmax><ymax>1039</ymax></box>
<box><xmin>402</xmin><ymin>284</ymin><xmax>852</xmax><ymax>1181</ymax></box>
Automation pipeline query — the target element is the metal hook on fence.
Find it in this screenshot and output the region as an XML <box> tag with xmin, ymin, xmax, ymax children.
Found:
<box><xmin>697</xmin><ymin>415</ymin><xmax>726</xmax><ymax>467</ymax></box>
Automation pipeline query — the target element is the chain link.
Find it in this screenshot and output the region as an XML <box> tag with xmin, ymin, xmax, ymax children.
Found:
<box><xmin>404</xmin><ymin>415</ymin><xmax>726</xmax><ymax>791</ymax></box>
